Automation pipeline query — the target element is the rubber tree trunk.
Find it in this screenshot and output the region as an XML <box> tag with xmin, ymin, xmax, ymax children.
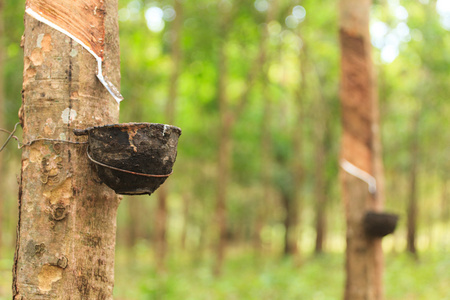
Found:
<box><xmin>339</xmin><ymin>0</ymin><xmax>385</xmax><ymax>299</ymax></box>
<box><xmin>13</xmin><ymin>2</ymin><xmax>120</xmax><ymax>298</ymax></box>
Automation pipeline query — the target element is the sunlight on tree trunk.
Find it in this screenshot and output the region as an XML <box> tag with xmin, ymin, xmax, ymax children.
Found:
<box><xmin>13</xmin><ymin>0</ymin><xmax>120</xmax><ymax>298</ymax></box>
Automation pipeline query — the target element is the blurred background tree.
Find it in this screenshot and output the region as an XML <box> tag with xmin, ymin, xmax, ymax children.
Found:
<box><xmin>1</xmin><ymin>0</ymin><xmax>449</xmax><ymax>299</ymax></box>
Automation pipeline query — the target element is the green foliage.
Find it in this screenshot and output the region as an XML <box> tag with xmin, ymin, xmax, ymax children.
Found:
<box><xmin>3</xmin><ymin>0</ymin><xmax>24</xmax><ymax>126</ymax></box>
<box><xmin>111</xmin><ymin>248</ymin><xmax>450</xmax><ymax>300</ymax></box>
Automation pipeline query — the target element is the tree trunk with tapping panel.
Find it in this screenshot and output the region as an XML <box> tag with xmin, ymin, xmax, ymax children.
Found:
<box><xmin>13</xmin><ymin>0</ymin><xmax>121</xmax><ymax>298</ymax></box>
<box><xmin>339</xmin><ymin>0</ymin><xmax>385</xmax><ymax>299</ymax></box>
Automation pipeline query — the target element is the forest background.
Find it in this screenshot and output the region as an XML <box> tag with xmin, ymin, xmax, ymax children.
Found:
<box><xmin>0</xmin><ymin>0</ymin><xmax>449</xmax><ymax>299</ymax></box>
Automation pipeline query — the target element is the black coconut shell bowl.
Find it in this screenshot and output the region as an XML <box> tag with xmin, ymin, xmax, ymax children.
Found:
<box><xmin>74</xmin><ymin>123</ymin><xmax>181</xmax><ymax>195</ymax></box>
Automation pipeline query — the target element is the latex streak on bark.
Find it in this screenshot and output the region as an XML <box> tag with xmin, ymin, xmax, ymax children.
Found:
<box><xmin>25</xmin><ymin>4</ymin><xmax>123</xmax><ymax>103</ymax></box>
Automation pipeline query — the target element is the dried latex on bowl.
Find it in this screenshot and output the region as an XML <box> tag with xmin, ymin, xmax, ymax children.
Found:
<box><xmin>25</xmin><ymin>0</ymin><xmax>123</xmax><ymax>103</ymax></box>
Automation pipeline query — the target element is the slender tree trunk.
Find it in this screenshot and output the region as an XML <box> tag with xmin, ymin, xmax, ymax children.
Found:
<box><xmin>180</xmin><ymin>193</ymin><xmax>189</xmax><ymax>249</ymax></box>
<box><xmin>442</xmin><ymin>179</ymin><xmax>449</xmax><ymax>223</ymax></box>
<box><xmin>314</xmin><ymin>126</ymin><xmax>326</xmax><ymax>254</ymax></box>
<box><xmin>214</xmin><ymin>103</ymin><xmax>231</xmax><ymax>276</ymax></box>
<box><xmin>310</xmin><ymin>60</ymin><xmax>329</xmax><ymax>255</ymax></box>
<box><xmin>288</xmin><ymin>43</ymin><xmax>306</xmax><ymax>260</ymax></box>
<box><xmin>406</xmin><ymin>114</ymin><xmax>420</xmax><ymax>255</ymax></box>
<box><xmin>252</xmin><ymin>0</ymin><xmax>280</xmax><ymax>257</ymax></box>
<box><xmin>282</xmin><ymin>191</ymin><xmax>298</xmax><ymax>256</ymax></box>
<box><xmin>213</xmin><ymin>0</ymin><xmax>231</xmax><ymax>275</ymax></box>
<box><xmin>0</xmin><ymin>0</ymin><xmax>5</xmax><ymax>255</ymax></box>
<box><xmin>13</xmin><ymin>1</ymin><xmax>121</xmax><ymax>298</ymax></box>
<box><xmin>214</xmin><ymin>0</ymin><xmax>276</xmax><ymax>275</ymax></box>
<box><xmin>155</xmin><ymin>187</ymin><xmax>168</xmax><ymax>271</ymax></box>
<box><xmin>254</xmin><ymin>79</ymin><xmax>272</xmax><ymax>254</ymax></box>
<box><xmin>155</xmin><ymin>0</ymin><xmax>183</xmax><ymax>272</ymax></box>
<box><xmin>126</xmin><ymin>199</ymin><xmax>140</xmax><ymax>248</ymax></box>
<box><xmin>282</xmin><ymin>125</ymin><xmax>302</xmax><ymax>258</ymax></box>
<box><xmin>166</xmin><ymin>0</ymin><xmax>182</xmax><ymax>126</ymax></box>
<box><xmin>339</xmin><ymin>0</ymin><xmax>385</xmax><ymax>299</ymax></box>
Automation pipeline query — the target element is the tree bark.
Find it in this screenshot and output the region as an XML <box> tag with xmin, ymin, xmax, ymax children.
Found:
<box><xmin>339</xmin><ymin>0</ymin><xmax>385</xmax><ymax>299</ymax></box>
<box><xmin>155</xmin><ymin>0</ymin><xmax>183</xmax><ymax>273</ymax></box>
<box><xmin>13</xmin><ymin>1</ymin><xmax>121</xmax><ymax>298</ymax></box>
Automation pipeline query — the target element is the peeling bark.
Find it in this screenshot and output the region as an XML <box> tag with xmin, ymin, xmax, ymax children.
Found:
<box><xmin>13</xmin><ymin>0</ymin><xmax>120</xmax><ymax>298</ymax></box>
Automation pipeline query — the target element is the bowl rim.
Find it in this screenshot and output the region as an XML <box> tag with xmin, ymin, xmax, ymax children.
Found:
<box><xmin>74</xmin><ymin>122</ymin><xmax>182</xmax><ymax>136</ymax></box>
